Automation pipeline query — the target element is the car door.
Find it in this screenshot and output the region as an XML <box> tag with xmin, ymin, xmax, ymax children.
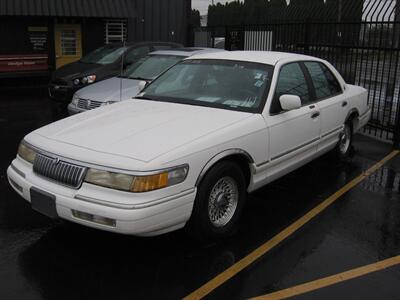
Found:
<box><xmin>266</xmin><ymin>62</ymin><xmax>321</xmax><ymax>181</ymax></box>
<box><xmin>303</xmin><ymin>61</ymin><xmax>345</xmax><ymax>153</ymax></box>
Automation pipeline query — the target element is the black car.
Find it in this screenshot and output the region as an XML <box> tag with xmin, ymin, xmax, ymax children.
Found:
<box><xmin>49</xmin><ymin>41</ymin><xmax>182</xmax><ymax>102</ymax></box>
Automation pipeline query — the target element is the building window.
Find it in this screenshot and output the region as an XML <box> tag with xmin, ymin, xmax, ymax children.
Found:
<box><xmin>61</xmin><ymin>29</ymin><xmax>77</xmax><ymax>55</ymax></box>
<box><xmin>105</xmin><ymin>19</ymin><xmax>127</xmax><ymax>44</ymax></box>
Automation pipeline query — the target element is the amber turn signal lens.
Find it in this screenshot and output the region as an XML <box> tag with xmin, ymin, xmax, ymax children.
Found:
<box><xmin>131</xmin><ymin>173</ymin><xmax>169</xmax><ymax>193</ymax></box>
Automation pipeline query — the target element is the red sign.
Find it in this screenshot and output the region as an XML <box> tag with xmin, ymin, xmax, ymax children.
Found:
<box><xmin>0</xmin><ymin>54</ymin><xmax>48</xmax><ymax>73</ymax></box>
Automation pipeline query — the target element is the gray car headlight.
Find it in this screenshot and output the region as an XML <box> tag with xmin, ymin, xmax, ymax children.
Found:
<box><xmin>84</xmin><ymin>165</ymin><xmax>189</xmax><ymax>193</ymax></box>
<box><xmin>18</xmin><ymin>141</ymin><xmax>37</xmax><ymax>164</ymax></box>
<box><xmin>71</xmin><ymin>94</ymin><xmax>79</xmax><ymax>106</ymax></box>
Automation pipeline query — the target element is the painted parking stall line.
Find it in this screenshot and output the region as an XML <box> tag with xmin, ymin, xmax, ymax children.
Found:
<box><xmin>252</xmin><ymin>255</ymin><xmax>400</xmax><ymax>300</ymax></box>
<box><xmin>184</xmin><ymin>150</ymin><xmax>400</xmax><ymax>300</ymax></box>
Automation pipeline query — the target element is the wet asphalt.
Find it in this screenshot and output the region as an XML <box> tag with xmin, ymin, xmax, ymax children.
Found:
<box><xmin>1</xmin><ymin>88</ymin><xmax>400</xmax><ymax>300</ymax></box>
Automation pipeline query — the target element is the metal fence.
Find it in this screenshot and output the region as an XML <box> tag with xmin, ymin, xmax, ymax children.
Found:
<box><xmin>194</xmin><ymin>0</ymin><xmax>400</xmax><ymax>146</ymax></box>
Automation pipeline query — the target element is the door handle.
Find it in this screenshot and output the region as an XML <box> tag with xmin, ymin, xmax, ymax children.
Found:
<box><xmin>342</xmin><ymin>101</ymin><xmax>348</xmax><ymax>107</ymax></box>
<box><xmin>309</xmin><ymin>105</ymin><xmax>316</xmax><ymax>109</ymax></box>
<box><xmin>311</xmin><ymin>112</ymin><xmax>320</xmax><ymax>119</ymax></box>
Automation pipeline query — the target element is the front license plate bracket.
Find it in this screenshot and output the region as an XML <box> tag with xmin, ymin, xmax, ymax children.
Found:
<box><xmin>30</xmin><ymin>187</ymin><xmax>58</xmax><ymax>219</ymax></box>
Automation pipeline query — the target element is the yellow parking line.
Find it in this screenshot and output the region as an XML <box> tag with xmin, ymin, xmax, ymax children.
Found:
<box><xmin>252</xmin><ymin>255</ymin><xmax>400</xmax><ymax>300</ymax></box>
<box><xmin>183</xmin><ymin>150</ymin><xmax>399</xmax><ymax>300</ymax></box>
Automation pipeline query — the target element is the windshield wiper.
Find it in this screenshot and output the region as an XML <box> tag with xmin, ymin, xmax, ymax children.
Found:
<box><xmin>129</xmin><ymin>76</ymin><xmax>151</xmax><ymax>81</ymax></box>
<box><xmin>135</xmin><ymin>95</ymin><xmax>155</xmax><ymax>100</ymax></box>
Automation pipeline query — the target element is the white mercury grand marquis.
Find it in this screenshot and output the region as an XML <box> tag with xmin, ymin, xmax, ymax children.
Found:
<box><xmin>8</xmin><ymin>51</ymin><xmax>371</xmax><ymax>239</ymax></box>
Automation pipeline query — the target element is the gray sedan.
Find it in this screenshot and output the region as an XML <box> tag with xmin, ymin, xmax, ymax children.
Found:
<box><xmin>67</xmin><ymin>47</ymin><xmax>225</xmax><ymax>115</ymax></box>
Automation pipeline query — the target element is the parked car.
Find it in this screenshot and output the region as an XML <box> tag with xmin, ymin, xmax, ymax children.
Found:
<box><xmin>8</xmin><ymin>51</ymin><xmax>371</xmax><ymax>239</ymax></box>
<box><xmin>67</xmin><ymin>48</ymin><xmax>225</xmax><ymax>115</ymax></box>
<box><xmin>48</xmin><ymin>41</ymin><xmax>182</xmax><ymax>102</ymax></box>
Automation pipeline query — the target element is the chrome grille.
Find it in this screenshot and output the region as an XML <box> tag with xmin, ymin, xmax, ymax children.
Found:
<box><xmin>33</xmin><ymin>154</ymin><xmax>86</xmax><ymax>188</ymax></box>
<box><xmin>77</xmin><ymin>98</ymin><xmax>103</xmax><ymax>110</ymax></box>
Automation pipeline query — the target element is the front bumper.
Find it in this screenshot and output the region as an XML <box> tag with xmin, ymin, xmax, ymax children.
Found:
<box><xmin>48</xmin><ymin>83</ymin><xmax>81</xmax><ymax>103</ymax></box>
<box><xmin>7</xmin><ymin>158</ymin><xmax>196</xmax><ymax>236</ymax></box>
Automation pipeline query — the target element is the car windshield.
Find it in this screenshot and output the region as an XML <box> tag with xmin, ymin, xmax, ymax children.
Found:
<box><xmin>122</xmin><ymin>55</ymin><xmax>184</xmax><ymax>81</ymax></box>
<box><xmin>139</xmin><ymin>59</ymin><xmax>273</xmax><ymax>112</ymax></box>
<box><xmin>80</xmin><ymin>45</ymin><xmax>127</xmax><ymax>65</ymax></box>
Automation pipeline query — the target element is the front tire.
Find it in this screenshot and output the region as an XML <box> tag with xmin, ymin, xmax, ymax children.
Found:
<box><xmin>187</xmin><ymin>161</ymin><xmax>246</xmax><ymax>241</ymax></box>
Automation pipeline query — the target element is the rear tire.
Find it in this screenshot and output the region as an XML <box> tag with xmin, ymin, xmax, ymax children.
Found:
<box><xmin>335</xmin><ymin>121</ymin><xmax>353</xmax><ymax>159</ymax></box>
<box><xmin>187</xmin><ymin>161</ymin><xmax>246</xmax><ymax>241</ymax></box>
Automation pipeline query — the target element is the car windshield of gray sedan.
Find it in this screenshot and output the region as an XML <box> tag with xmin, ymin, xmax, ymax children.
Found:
<box><xmin>139</xmin><ymin>59</ymin><xmax>273</xmax><ymax>112</ymax></box>
<box><xmin>122</xmin><ymin>55</ymin><xmax>183</xmax><ymax>81</ymax></box>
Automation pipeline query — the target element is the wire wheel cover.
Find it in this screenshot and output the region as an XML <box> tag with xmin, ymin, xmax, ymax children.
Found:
<box><xmin>208</xmin><ymin>176</ymin><xmax>239</xmax><ymax>227</ymax></box>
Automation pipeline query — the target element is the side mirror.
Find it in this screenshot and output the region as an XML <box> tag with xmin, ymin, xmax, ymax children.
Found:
<box><xmin>279</xmin><ymin>94</ymin><xmax>302</xmax><ymax>111</ymax></box>
<box><xmin>138</xmin><ymin>80</ymin><xmax>147</xmax><ymax>92</ymax></box>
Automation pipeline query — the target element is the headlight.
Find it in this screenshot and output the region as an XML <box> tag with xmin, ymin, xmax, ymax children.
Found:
<box><xmin>71</xmin><ymin>94</ymin><xmax>79</xmax><ymax>105</ymax></box>
<box><xmin>74</xmin><ymin>75</ymin><xmax>96</xmax><ymax>85</ymax></box>
<box><xmin>82</xmin><ymin>75</ymin><xmax>96</xmax><ymax>84</ymax></box>
<box><xmin>84</xmin><ymin>165</ymin><xmax>189</xmax><ymax>193</ymax></box>
<box><xmin>18</xmin><ymin>141</ymin><xmax>37</xmax><ymax>164</ymax></box>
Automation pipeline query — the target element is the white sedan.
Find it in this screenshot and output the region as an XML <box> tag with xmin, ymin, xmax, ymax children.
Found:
<box><xmin>7</xmin><ymin>51</ymin><xmax>371</xmax><ymax>239</ymax></box>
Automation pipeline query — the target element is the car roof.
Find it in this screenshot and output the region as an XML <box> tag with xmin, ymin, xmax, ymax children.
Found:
<box><xmin>148</xmin><ymin>47</ymin><xmax>226</xmax><ymax>57</ymax></box>
<box><xmin>186</xmin><ymin>51</ymin><xmax>319</xmax><ymax>65</ymax></box>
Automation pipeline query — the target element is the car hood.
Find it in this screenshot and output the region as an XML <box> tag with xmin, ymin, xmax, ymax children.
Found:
<box><xmin>52</xmin><ymin>61</ymin><xmax>103</xmax><ymax>81</ymax></box>
<box><xmin>33</xmin><ymin>100</ymin><xmax>253</xmax><ymax>163</ymax></box>
<box><xmin>76</xmin><ymin>77</ymin><xmax>141</xmax><ymax>102</ymax></box>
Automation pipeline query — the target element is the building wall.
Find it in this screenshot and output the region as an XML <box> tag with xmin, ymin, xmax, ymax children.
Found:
<box><xmin>130</xmin><ymin>0</ymin><xmax>190</xmax><ymax>45</ymax></box>
<box><xmin>0</xmin><ymin>17</ymin><xmax>52</xmax><ymax>76</ymax></box>
<box><xmin>0</xmin><ymin>0</ymin><xmax>190</xmax><ymax>77</ymax></box>
<box><xmin>0</xmin><ymin>17</ymin><xmax>51</xmax><ymax>55</ymax></box>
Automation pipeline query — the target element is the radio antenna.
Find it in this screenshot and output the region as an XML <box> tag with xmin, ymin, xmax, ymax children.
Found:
<box><xmin>119</xmin><ymin>39</ymin><xmax>126</xmax><ymax>103</ymax></box>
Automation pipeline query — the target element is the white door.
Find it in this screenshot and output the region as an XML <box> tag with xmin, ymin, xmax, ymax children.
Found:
<box><xmin>266</xmin><ymin>62</ymin><xmax>321</xmax><ymax>181</ymax></box>
<box><xmin>303</xmin><ymin>61</ymin><xmax>346</xmax><ymax>153</ymax></box>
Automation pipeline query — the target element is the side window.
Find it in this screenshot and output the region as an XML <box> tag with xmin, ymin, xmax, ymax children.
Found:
<box><xmin>304</xmin><ymin>62</ymin><xmax>342</xmax><ymax>100</ymax></box>
<box><xmin>125</xmin><ymin>46</ymin><xmax>150</xmax><ymax>64</ymax></box>
<box><xmin>270</xmin><ymin>63</ymin><xmax>310</xmax><ymax>114</ymax></box>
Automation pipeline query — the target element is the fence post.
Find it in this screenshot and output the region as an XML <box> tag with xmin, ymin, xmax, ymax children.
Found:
<box><xmin>393</xmin><ymin>109</ymin><xmax>400</xmax><ymax>149</ymax></box>
<box><xmin>211</xmin><ymin>27</ymin><xmax>215</xmax><ymax>48</ymax></box>
<box><xmin>225</xmin><ymin>26</ymin><xmax>231</xmax><ymax>50</ymax></box>
<box><xmin>304</xmin><ymin>19</ymin><xmax>310</xmax><ymax>55</ymax></box>
<box><xmin>392</xmin><ymin>50</ymin><xmax>400</xmax><ymax>149</ymax></box>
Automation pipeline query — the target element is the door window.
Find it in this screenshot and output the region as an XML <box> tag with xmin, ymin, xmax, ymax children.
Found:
<box><xmin>270</xmin><ymin>63</ymin><xmax>310</xmax><ymax>113</ymax></box>
<box><xmin>304</xmin><ymin>62</ymin><xmax>342</xmax><ymax>100</ymax></box>
<box><xmin>61</xmin><ymin>29</ymin><xmax>77</xmax><ymax>56</ymax></box>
